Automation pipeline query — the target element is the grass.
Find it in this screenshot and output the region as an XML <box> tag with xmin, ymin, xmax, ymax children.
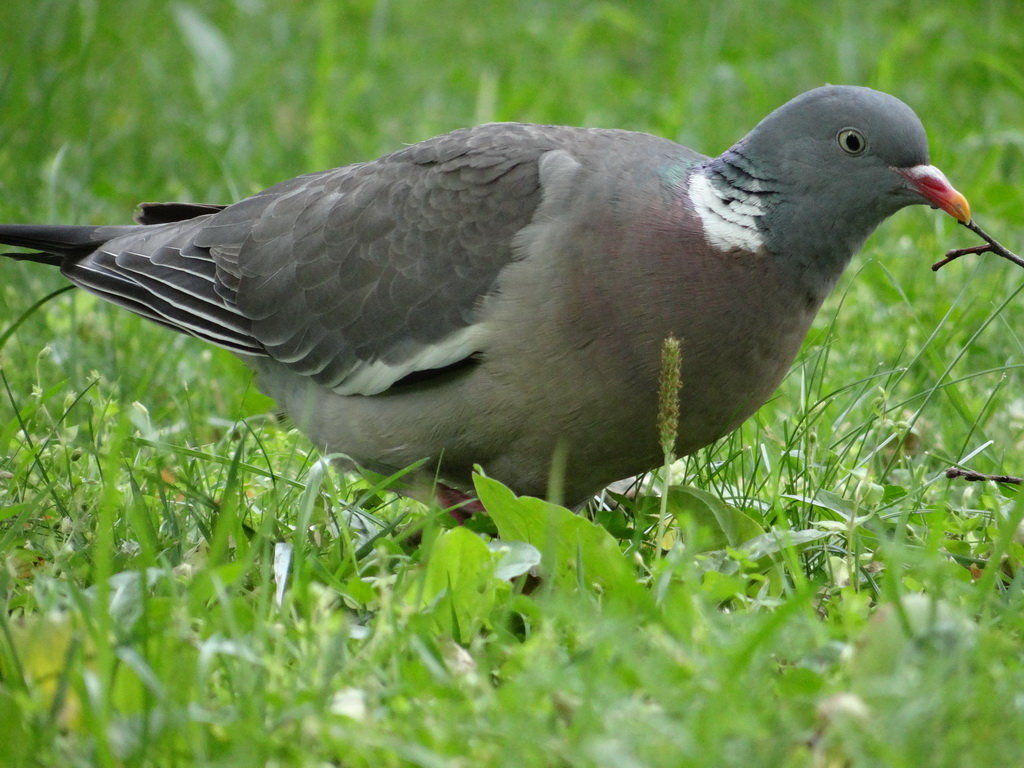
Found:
<box><xmin>2</xmin><ymin>0</ymin><xmax>1024</xmax><ymax>765</ymax></box>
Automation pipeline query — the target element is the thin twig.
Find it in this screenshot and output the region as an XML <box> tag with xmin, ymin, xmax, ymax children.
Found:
<box><xmin>932</xmin><ymin>219</ymin><xmax>1024</xmax><ymax>271</ymax></box>
<box><xmin>945</xmin><ymin>467</ymin><xmax>1022</xmax><ymax>485</ymax></box>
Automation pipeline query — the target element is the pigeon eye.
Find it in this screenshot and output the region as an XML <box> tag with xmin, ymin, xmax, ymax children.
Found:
<box><xmin>837</xmin><ymin>128</ymin><xmax>866</xmax><ymax>155</ymax></box>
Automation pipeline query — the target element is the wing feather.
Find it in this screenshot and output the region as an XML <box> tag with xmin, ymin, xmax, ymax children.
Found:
<box><xmin>47</xmin><ymin>123</ymin><xmax>615</xmax><ymax>392</ymax></box>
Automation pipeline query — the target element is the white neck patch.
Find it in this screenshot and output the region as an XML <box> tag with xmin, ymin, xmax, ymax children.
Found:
<box><xmin>689</xmin><ymin>169</ymin><xmax>767</xmax><ymax>254</ymax></box>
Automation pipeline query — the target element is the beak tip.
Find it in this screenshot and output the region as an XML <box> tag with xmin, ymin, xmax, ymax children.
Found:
<box><xmin>898</xmin><ymin>165</ymin><xmax>971</xmax><ymax>225</ymax></box>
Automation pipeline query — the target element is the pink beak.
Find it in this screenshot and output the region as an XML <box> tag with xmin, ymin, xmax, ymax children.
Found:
<box><xmin>896</xmin><ymin>165</ymin><xmax>972</xmax><ymax>224</ymax></box>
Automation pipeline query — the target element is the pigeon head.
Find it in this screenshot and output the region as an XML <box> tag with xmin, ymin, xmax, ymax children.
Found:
<box><xmin>709</xmin><ymin>85</ymin><xmax>970</xmax><ymax>271</ymax></box>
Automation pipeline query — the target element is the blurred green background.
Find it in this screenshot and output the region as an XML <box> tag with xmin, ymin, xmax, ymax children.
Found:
<box><xmin>3</xmin><ymin>0</ymin><xmax>1021</xmax><ymax>215</ymax></box>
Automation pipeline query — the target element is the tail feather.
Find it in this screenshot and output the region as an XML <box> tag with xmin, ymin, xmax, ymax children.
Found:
<box><xmin>4</xmin><ymin>250</ymin><xmax>64</xmax><ymax>266</ymax></box>
<box><xmin>134</xmin><ymin>202</ymin><xmax>228</xmax><ymax>225</ymax></box>
<box><xmin>2</xmin><ymin>218</ymin><xmax>265</xmax><ymax>357</ymax></box>
<box><xmin>0</xmin><ymin>224</ymin><xmax>145</xmax><ymax>260</ymax></box>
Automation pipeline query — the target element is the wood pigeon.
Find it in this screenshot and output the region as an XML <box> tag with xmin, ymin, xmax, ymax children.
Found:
<box><xmin>0</xmin><ymin>85</ymin><xmax>971</xmax><ymax>506</ymax></box>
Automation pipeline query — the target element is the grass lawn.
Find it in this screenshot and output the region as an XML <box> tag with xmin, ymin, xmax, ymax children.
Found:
<box><xmin>2</xmin><ymin>1</ymin><xmax>1024</xmax><ymax>765</ymax></box>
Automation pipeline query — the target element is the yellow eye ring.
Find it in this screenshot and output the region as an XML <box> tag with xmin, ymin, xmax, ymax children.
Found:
<box><xmin>837</xmin><ymin>128</ymin><xmax>867</xmax><ymax>155</ymax></box>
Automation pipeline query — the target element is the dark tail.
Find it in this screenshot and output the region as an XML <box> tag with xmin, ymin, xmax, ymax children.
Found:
<box><xmin>134</xmin><ymin>202</ymin><xmax>227</xmax><ymax>225</ymax></box>
<box><xmin>0</xmin><ymin>223</ymin><xmax>144</xmax><ymax>264</ymax></box>
<box><xmin>0</xmin><ymin>203</ymin><xmax>227</xmax><ymax>264</ymax></box>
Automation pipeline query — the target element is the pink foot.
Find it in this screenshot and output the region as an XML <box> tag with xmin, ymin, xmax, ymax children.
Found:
<box><xmin>435</xmin><ymin>485</ymin><xmax>486</xmax><ymax>523</ymax></box>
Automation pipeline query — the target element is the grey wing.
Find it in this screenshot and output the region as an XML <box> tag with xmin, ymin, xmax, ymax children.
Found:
<box><xmin>202</xmin><ymin>124</ymin><xmax>554</xmax><ymax>393</ymax></box>
<box><xmin>66</xmin><ymin>123</ymin><xmax>569</xmax><ymax>394</ymax></box>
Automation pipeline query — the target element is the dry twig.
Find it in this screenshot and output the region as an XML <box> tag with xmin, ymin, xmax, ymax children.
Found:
<box><xmin>932</xmin><ymin>219</ymin><xmax>1024</xmax><ymax>271</ymax></box>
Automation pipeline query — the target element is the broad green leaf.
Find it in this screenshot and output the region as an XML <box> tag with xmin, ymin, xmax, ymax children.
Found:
<box><xmin>665</xmin><ymin>485</ymin><xmax>764</xmax><ymax>549</ymax></box>
<box><xmin>474</xmin><ymin>473</ymin><xmax>641</xmax><ymax>599</ymax></box>
<box><xmin>417</xmin><ymin>526</ymin><xmax>503</xmax><ymax>640</ymax></box>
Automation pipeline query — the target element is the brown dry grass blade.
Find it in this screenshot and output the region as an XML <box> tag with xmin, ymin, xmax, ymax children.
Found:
<box><xmin>945</xmin><ymin>467</ymin><xmax>1022</xmax><ymax>485</ymax></box>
